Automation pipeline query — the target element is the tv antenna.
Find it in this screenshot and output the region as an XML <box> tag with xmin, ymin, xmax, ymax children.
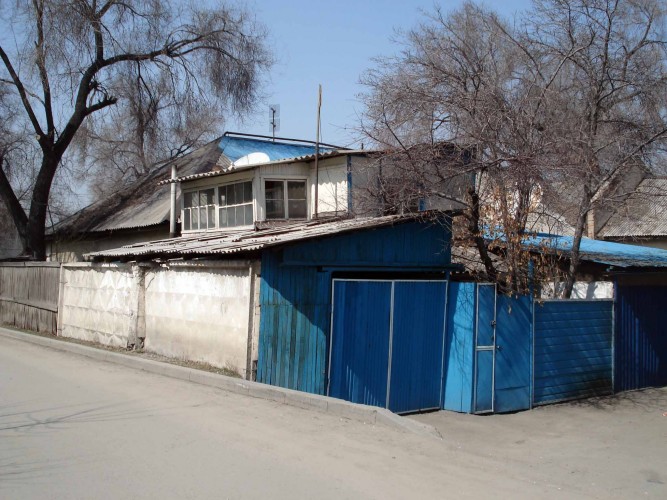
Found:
<box><xmin>269</xmin><ymin>104</ymin><xmax>280</xmax><ymax>141</ymax></box>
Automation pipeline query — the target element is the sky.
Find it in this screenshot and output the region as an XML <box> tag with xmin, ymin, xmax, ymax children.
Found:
<box><xmin>228</xmin><ymin>0</ymin><xmax>533</xmax><ymax>148</ymax></box>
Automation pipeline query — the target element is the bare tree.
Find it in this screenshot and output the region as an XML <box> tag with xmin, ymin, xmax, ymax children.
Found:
<box><xmin>359</xmin><ymin>3</ymin><xmax>556</xmax><ymax>293</ymax></box>
<box><xmin>0</xmin><ymin>0</ymin><xmax>271</xmax><ymax>259</ymax></box>
<box><xmin>524</xmin><ymin>0</ymin><xmax>667</xmax><ymax>296</ymax></box>
<box><xmin>359</xmin><ymin>0</ymin><xmax>667</xmax><ymax>296</ymax></box>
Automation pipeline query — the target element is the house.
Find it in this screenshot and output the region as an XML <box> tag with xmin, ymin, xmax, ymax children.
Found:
<box><xmin>596</xmin><ymin>177</ymin><xmax>667</xmax><ymax>250</ymax></box>
<box><xmin>47</xmin><ymin>136</ymin><xmax>667</xmax><ymax>415</ymax></box>
<box><xmin>46</xmin><ymin>132</ymin><xmax>350</xmax><ymax>262</ymax></box>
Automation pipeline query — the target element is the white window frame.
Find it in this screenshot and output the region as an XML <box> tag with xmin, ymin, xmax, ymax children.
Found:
<box><xmin>264</xmin><ymin>178</ymin><xmax>308</xmax><ymax>220</ymax></box>
<box><xmin>182</xmin><ymin>187</ymin><xmax>216</xmax><ymax>231</ymax></box>
<box><xmin>181</xmin><ymin>178</ymin><xmax>255</xmax><ymax>232</ymax></box>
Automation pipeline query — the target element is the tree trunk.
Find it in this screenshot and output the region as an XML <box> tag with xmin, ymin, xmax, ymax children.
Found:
<box><xmin>24</xmin><ymin>155</ymin><xmax>61</xmax><ymax>260</ymax></box>
<box><xmin>562</xmin><ymin>187</ymin><xmax>592</xmax><ymax>298</ymax></box>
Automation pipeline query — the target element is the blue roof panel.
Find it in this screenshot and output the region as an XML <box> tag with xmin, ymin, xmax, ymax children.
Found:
<box><xmin>218</xmin><ymin>136</ymin><xmax>335</xmax><ymax>163</ymax></box>
<box><xmin>524</xmin><ymin>233</ymin><xmax>667</xmax><ymax>268</ymax></box>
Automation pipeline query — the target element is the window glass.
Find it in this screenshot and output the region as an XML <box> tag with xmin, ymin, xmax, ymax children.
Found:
<box><xmin>191</xmin><ymin>206</ymin><xmax>199</xmax><ymax>230</ymax></box>
<box><xmin>287</xmin><ymin>181</ymin><xmax>307</xmax><ymax>219</ymax></box>
<box><xmin>244</xmin><ymin>204</ymin><xmax>253</xmax><ymax>225</ymax></box>
<box><xmin>243</xmin><ymin>182</ymin><xmax>253</xmax><ymax>203</ymax></box>
<box><xmin>219</xmin><ymin>207</ymin><xmax>228</xmax><ymax>227</ymax></box>
<box><xmin>184</xmin><ymin>192</ymin><xmax>194</xmax><ymax>208</ymax></box>
<box><xmin>288</xmin><ymin>200</ymin><xmax>307</xmax><ymax>219</ymax></box>
<box><xmin>265</xmin><ymin>181</ymin><xmax>285</xmax><ymax>219</ymax></box>
<box><xmin>218</xmin><ymin>186</ymin><xmax>227</xmax><ymax>207</ymax></box>
<box><xmin>266</xmin><ymin>199</ymin><xmax>285</xmax><ymax>219</ymax></box>
<box><xmin>183</xmin><ymin>208</ymin><xmax>191</xmax><ymax>230</ymax></box>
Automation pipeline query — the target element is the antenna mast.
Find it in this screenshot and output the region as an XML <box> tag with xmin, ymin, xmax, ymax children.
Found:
<box><xmin>269</xmin><ymin>104</ymin><xmax>280</xmax><ymax>141</ymax></box>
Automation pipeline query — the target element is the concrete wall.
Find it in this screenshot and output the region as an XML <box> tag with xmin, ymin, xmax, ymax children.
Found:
<box><xmin>144</xmin><ymin>262</ymin><xmax>255</xmax><ymax>376</ymax></box>
<box><xmin>58</xmin><ymin>260</ymin><xmax>259</xmax><ymax>377</ymax></box>
<box><xmin>59</xmin><ymin>263</ymin><xmax>139</xmax><ymax>347</ymax></box>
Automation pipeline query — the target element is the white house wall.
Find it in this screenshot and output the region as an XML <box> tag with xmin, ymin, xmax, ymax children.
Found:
<box><xmin>309</xmin><ymin>158</ymin><xmax>349</xmax><ymax>216</ymax></box>
<box><xmin>144</xmin><ymin>263</ymin><xmax>252</xmax><ymax>376</ymax></box>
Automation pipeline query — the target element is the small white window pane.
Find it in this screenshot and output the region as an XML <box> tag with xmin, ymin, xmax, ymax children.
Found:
<box><xmin>265</xmin><ymin>180</ymin><xmax>284</xmax><ymax>200</ymax></box>
<box><xmin>207</xmin><ymin>206</ymin><xmax>215</xmax><ymax>228</ymax></box>
<box><xmin>287</xmin><ymin>181</ymin><xmax>306</xmax><ymax>200</ymax></box>
<box><xmin>218</xmin><ymin>186</ymin><xmax>227</xmax><ymax>207</ymax></box>
<box><xmin>243</xmin><ymin>182</ymin><xmax>253</xmax><ymax>203</ymax></box>
<box><xmin>201</xmin><ymin>188</ymin><xmax>214</xmax><ymax>206</ymax></box>
<box><xmin>192</xmin><ymin>207</ymin><xmax>199</xmax><ymax>230</ymax></box>
<box><xmin>244</xmin><ymin>204</ymin><xmax>253</xmax><ymax>225</ymax></box>
<box><xmin>183</xmin><ymin>208</ymin><xmax>191</xmax><ymax>230</ymax></box>
<box><xmin>219</xmin><ymin>207</ymin><xmax>228</xmax><ymax>227</ymax></box>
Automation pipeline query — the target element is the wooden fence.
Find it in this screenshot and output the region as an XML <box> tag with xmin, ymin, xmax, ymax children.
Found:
<box><xmin>0</xmin><ymin>262</ymin><xmax>60</xmax><ymax>334</ymax></box>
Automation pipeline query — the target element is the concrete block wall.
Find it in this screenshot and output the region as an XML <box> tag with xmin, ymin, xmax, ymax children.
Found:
<box><xmin>58</xmin><ymin>260</ymin><xmax>259</xmax><ymax>377</ymax></box>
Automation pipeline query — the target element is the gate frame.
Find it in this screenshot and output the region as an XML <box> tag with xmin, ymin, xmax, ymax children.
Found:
<box><xmin>473</xmin><ymin>283</ymin><xmax>497</xmax><ymax>414</ymax></box>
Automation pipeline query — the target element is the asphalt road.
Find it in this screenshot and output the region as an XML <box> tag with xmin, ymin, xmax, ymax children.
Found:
<box><xmin>1</xmin><ymin>333</ymin><xmax>665</xmax><ymax>499</ymax></box>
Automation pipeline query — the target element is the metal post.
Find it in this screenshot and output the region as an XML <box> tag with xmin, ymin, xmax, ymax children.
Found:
<box><xmin>314</xmin><ymin>85</ymin><xmax>322</xmax><ymax>219</ymax></box>
<box><xmin>169</xmin><ymin>164</ymin><xmax>178</xmax><ymax>238</ymax></box>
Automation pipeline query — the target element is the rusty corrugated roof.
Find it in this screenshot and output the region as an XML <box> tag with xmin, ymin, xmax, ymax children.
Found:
<box><xmin>599</xmin><ymin>178</ymin><xmax>667</xmax><ymax>238</ymax></box>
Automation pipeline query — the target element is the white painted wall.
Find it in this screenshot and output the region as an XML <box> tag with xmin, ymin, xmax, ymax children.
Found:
<box><xmin>541</xmin><ymin>281</ymin><xmax>614</xmax><ymax>299</ymax></box>
<box><xmin>144</xmin><ymin>263</ymin><xmax>252</xmax><ymax>376</ymax></box>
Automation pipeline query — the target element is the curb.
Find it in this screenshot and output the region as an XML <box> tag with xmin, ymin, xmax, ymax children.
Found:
<box><xmin>0</xmin><ymin>327</ymin><xmax>440</xmax><ymax>439</ymax></box>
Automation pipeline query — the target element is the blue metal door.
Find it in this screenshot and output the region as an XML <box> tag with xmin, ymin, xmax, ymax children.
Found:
<box><xmin>388</xmin><ymin>281</ymin><xmax>447</xmax><ymax>413</ymax></box>
<box><xmin>474</xmin><ymin>284</ymin><xmax>496</xmax><ymax>413</ymax></box>
<box><xmin>328</xmin><ymin>280</ymin><xmax>392</xmax><ymax>407</ymax></box>
<box><xmin>533</xmin><ymin>300</ymin><xmax>613</xmax><ymax>405</ymax></box>
<box><xmin>494</xmin><ymin>295</ymin><xmax>532</xmax><ymax>412</ymax></box>
<box><xmin>329</xmin><ymin>279</ymin><xmax>447</xmax><ymax>413</ymax></box>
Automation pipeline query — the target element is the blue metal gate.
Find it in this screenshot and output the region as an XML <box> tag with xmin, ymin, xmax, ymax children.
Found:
<box><xmin>615</xmin><ymin>285</ymin><xmax>667</xmax><ymax>391</ymax></box>
<box><xmin>328</xmin><ymin>279</ymin><xmax>447</xmax><ymax>414</ymax></box>
<box><xmin>533</xmin><ymin>300</ymin><xmax>614</xmax><ymax>405</ymax></box>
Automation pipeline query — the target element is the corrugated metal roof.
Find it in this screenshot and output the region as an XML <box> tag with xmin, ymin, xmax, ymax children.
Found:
<box><xmin>525</xmin><ymin>233</ymin><xmax>667</xmax><ymax>268</ymax></box>
<box><xmin>167</xmin><ymin>149</ymin><xmax>366</xmax><ymax>185</ymax></box>
<box><xmin>599</xmin><ymin>178</ymin><xmax>667</xmax><ymax>238</ymax></box>
<box><xmin>85</xmin><ymin>213</ymin><xmax>436</xmax><ymax>261</ymax></box>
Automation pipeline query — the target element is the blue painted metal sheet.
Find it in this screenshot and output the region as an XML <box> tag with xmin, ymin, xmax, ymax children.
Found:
<box><xmin>218</xmin><ymin>135</ymin><xmax>333</xmax><ymax>162</ymax></box>
<box><xmin>281</xmin><ymin>221</ymin><xmax>451</xmax><ymax>268</ymax></box>
<box><xmin>442</xmin><ymin>282</ymin><xmax>475</xmax><ymax>413</ymax></box>
<box><xmin>329</xmin><ymin>280</ymin><xmax>392</xmax><ymax>407</ymax></box>
<box><xmin>388</xmin><ymin>281</ymin><xmax>447</xmax><ymax>413</ymax></box>
<box><xmin>257</xmin><ymin>251</ymin><xmax>330</xmax><ymax>395</ymax></box>
<box><xmin>615</xmin><ymin>286</ymin><xmax>667</xmax><ymax>391</ymax></box>
<box><xmin>534</xmin><ymin>300</ymin><xmax>613</xmax><ymax>405</ymax></box>
<box><xmin>474</xmin><ymin>284</ymin><xmax>495</xmax><ymax>413</ymax></box>
<box><xmin>494</xmin><ymin>295</ymin><xmax>532</xmax><ymax>412</ymax></box>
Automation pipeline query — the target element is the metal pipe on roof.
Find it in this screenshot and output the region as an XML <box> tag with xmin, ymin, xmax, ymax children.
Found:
<box><xmin>169</xmin><ymin>164</ymin><xmax>178</xmax><ymax>238</ymax></box>
<box><xmin>314</xmin><ymin>85</ymin><xmax>322</xmax><ymax>219</ymax></box>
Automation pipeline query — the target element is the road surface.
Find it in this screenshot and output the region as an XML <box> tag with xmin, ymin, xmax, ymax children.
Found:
<box><xmin>1</xmin><ymin>333</ymin><xmax>665</xmax><ymax>499</ymax></box>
